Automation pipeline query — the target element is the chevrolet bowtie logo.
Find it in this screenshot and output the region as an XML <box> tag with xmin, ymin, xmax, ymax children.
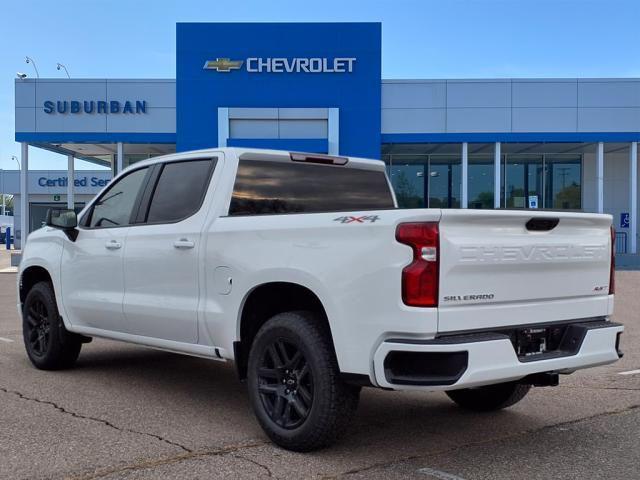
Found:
<box><xmin>203</xmin><ymin>58</ymin><xmax>244</xmax><ymax>72</ymax></box>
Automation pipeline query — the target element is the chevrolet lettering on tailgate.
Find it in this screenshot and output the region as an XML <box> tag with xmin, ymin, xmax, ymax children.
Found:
<box><xmin>459</xmin><ymin>244</ymin><xmax>608</xmax><ymax>263</ymax></box>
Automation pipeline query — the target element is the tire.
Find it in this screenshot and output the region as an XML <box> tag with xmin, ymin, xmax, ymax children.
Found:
<box><xmin>446</xmin><ymin>381</ymin><xmax>531</xmax><ymax>412</ymax></box>
<box><xmin>22</xmin><ymin>281</ymin><xmax>82</xmax><ymax>370</ymax></box>
<box><xmin>247</xmin><ymin>311</ymin><xmax>360</xmax><ymax>451</ymax></box>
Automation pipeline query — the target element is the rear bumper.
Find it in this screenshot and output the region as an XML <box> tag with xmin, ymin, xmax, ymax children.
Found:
<box><xmin>373</xmin><ymin>320</ymin><xmax>624</xmax><ymax>390</ymax></box>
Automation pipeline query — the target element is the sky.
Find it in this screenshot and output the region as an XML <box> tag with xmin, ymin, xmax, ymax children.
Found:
<box><xmin>0</xmin><ymin>0</ymin><xmax>638</xmax><ymax>171</ymax></box>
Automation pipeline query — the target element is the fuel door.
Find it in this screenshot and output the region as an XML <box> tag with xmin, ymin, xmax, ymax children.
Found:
<box><xmin>213</xmin><ymin>266</ymin><xmax>233</xmax><ymax>295</ymax></box>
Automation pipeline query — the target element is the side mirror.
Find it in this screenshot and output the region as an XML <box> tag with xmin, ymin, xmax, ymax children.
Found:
<box><xmin>46</xmin><ymin>208</ymin><xmax>78</xmax><ymax>229</ymax></box>
<box><xmin>45</xmin><ymin>209</ymin><xmax>79</xmax><ymax>241</ymax></box>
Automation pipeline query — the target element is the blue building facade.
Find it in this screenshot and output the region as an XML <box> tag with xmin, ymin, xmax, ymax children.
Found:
<box><xmin>176</xmin><ymin>22</ymin><xmax>381</xmax><ymax>158</ymax></box>
<box><xmin>12</xmin><ymin>22</ymin><xmax>640</xmax><ymax>253</ymax></box>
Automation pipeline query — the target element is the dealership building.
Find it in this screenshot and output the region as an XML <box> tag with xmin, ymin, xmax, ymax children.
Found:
<box><xmin>13</xmin><ymin>22</ymin><xmax>639</xmax><ymax>253</ymax></box>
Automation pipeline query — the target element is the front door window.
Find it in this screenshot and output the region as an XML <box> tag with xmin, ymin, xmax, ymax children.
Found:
<box><xmin>84</xmin><ymin>167</ymin><xmax>149</xmax><ymax>228</ymax></box>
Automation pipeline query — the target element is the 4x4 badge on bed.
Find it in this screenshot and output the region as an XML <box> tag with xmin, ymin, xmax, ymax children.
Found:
<box><xmin>333</xmin><ymin>215</ymin><xmax>380</xmax><ymax>224</ymax></box>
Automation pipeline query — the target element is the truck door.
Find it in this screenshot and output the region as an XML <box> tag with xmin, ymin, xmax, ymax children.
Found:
<box><xmin>121</xmin><ymin>157</ymin><xmax>219</xmax><ymax>344</ymax></box>
<box><xmin>60</xmin><ymin>166</ymin><xmax>152</xmax><ymax>332</ymax></box>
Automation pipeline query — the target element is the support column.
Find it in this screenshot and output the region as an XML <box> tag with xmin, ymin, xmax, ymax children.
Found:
<box><xmin>328</xmin><ymin>108</ymin><xmax>340</xmax><ymax>155</ymax></box>
<box><xmin>1</xmin><ymin>169</ymin><xmax>5</xmax><ymax>215</ymax></box>
<box><xmin>630</xmin><ymin>141</ymin><xmax>637</xmax><ymax>254</ymax></box>
<box><xmin>20</xmin><ymin>143</ymin><xmax>28</xmax><ymax>249</ymax></box>
<box><xmin>461</xmin><ymin>142</ymin><xmax>468</xmax><ymax>208</ymax></box>
<box><xmin>597</xmin><ymin>142</ymin><xmax>604</xmax><ymax>214</ymax></box>
<box><xmin>67</xmin><ymin>155</ymin><xmax>75</xmax><ymax>210</ymax></box>
<box><xmin>494</xmin><ymin>142</ymin><xmax>501</xmax><ymax>209</ymax></box>
<box><xmin>217</xmin><ymin>108</ymin><xmax>229</xmax><ymax>148</ymax></box>
<box><xmin>116</xmin><ymin>142</ymin><xmax>124</xmax><ymax>175</ymax></box>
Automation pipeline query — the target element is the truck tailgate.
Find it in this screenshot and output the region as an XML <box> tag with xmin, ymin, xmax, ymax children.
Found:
<box><xmin>438</xmin><ymin>210</ymin><xmax>613</xmax><ymax>333</ymax></box>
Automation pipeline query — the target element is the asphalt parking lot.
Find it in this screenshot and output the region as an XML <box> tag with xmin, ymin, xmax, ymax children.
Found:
<box><xmin>1</xmin><ymin>272</ymin><xmax>638</xmax><ymax>480</ymax></box>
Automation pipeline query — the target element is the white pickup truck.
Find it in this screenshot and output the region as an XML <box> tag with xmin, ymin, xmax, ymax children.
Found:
<box><xmin>18</xmin><ymin>148</ymin><xmax>623</xmax><ymax>451</ymax></box>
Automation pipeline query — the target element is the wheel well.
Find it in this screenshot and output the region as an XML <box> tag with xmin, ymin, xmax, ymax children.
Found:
<box><xmin>235</xmin><ymin>282</ymin><xmax>331</xmax><ymax>380</ymax></box>
<box><xmin>19</xmin><ymin>266</ymin><xmax>53</xmax><ymax>304</ymax></box>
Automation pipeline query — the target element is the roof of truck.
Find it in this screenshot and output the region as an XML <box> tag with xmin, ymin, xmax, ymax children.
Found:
<box><xmin>121</xmin><ymin>147</ymin><xmax>387</xmax><ymax>174</ymax></box>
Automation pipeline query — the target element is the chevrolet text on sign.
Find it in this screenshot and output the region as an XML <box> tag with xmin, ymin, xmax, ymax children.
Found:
<box><xmin>203</xmin><ymin>57</ymin><xmax>357</xmax><ymax>73</ymax></box>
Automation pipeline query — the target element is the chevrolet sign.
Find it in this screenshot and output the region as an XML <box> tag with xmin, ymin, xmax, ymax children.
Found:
<box><xmin>204</xmin><ymin>57</ymin><xmax>356</xmax><ymax>73</ymax></box>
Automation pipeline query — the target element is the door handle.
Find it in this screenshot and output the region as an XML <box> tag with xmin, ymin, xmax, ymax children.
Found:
<box><xmin>105</xmin><ymin>240</ymin><xmax>122</xmax><ymax>250</ymax></box>
<box><xmin>173</xmin><ymin>238</ymin><xmax>195</xmax><ymax>249</ymax></box>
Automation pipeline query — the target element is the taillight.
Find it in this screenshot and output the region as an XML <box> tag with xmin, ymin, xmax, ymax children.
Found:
<box><xmin>610</xmin><ymin>226</ymin><xmax>615</xmax><ymax>295</ymax></box>
<box><xmin>396</xmin><ymin>222</ymin><xmax>439</xmax><ymax>307</ymax></box>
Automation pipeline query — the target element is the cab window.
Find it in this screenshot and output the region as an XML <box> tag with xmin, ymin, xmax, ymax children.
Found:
<box><xmin>229</xmin><ymin>160</ymin><xmax>395</xmax><ymax>216</ymax></box>
<box><xmin>145</xmin><ymin>159</ymin><xmax>215</xmax><ymax>224</ymax></box>
<box><xmin>85</xmin><ymin>167</ymin><xmax>149</xmax><ymax>228</ymax></box>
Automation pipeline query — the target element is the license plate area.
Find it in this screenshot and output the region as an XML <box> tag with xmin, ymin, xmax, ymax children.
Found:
<box><xmin>515</xmin><ymin>325</ymin><xmax>567</xmax><ymax>360</ymax></box>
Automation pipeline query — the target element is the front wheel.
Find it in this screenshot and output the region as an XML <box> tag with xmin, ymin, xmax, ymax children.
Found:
<box><xmin>22</xmin><ymin>281</ymin><xmax>82</xmax><ymax>370</ymax></box>
<box><xmin>247</xmin><ymin>311</ymin><xmax>360</xmax><ymax>451</ymax></box>
<box><xmin>446</xmin><ymin>381</ymin><xmax>531</xmax><ymax>412</ymax></box>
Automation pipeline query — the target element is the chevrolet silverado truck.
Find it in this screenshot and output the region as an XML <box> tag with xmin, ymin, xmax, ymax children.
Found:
<box><xmin>18</xmin><ymin>148</ymin><xmax>623</xmax><ymax>451</ymax></box>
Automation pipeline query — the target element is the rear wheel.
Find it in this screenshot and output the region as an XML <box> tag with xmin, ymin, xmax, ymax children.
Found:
<box><xmin>22</xmin><ymin>282</ymin><xmax>82</xmax><ymax>370</ymax></box>
<box><xmin>247</xmin><ymin>311</ymin><xmax>360</xmax><ymax>451</ymax></box>
<box><xmin>446</xmin><ymin>381</ymin><xmax>531</xmax><ymax>412</ymax></box>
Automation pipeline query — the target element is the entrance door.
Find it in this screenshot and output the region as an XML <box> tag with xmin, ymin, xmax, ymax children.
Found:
<box><xmin>389</xmin><ymin>154</ymin><xmax>461</xmax><ymax>209</ymax></box>
<box><xmin>504</xmin><ymin>154</ymin><xmax>581</xmax><ymax>210</ymax></box>
<box><xmin>545</xmin><ymin>155</ymin><xmax>582</xmax><ymax>210</ymax></box>
<box><xmin>504</xmin><ymin>155</ymin><xmax>543</xmax><ymax>209</ymax></box>
<box><xmin>427</xmin><ymin>156</ymin><xmax>460</xmax><ymax>208</ymax></box>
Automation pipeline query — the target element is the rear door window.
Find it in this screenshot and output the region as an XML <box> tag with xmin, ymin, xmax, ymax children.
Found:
<box><xmin>229</xmin><ymin>160</ymin><xmax>395</xmax><ymax>215</ymax></box>
<box><xmin>145</xmin><ymin>159</ymin><xmax>216</xmax><ymax>223</ymax></box>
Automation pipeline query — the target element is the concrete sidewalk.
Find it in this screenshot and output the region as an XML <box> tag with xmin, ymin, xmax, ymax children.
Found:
<box><xmin>0</xmin><ymin>249</ymin><xmax>19</xmax><ymax>273</ymax></box>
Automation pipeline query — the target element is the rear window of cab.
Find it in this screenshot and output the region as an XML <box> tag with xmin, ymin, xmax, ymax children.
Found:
<box><xmin>229</xmin><ymin>160</ymin><xmax>395</xmax><ymax>216</ymax></box>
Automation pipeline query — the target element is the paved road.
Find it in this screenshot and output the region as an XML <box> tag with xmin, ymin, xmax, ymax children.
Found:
<box><xmin>0</xmin><ymin>272</ymin><xmax>638</xmax><ymax>480</ymax></box>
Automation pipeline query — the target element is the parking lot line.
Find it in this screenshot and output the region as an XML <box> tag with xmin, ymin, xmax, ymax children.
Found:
<box><xmin>618</xmin><ymin>369</ymin><xmax>640</xmax><ymax>376</ymax></box>
<box><xmin>0</xmin><ymin>337</ymin><xmax>14</xmax><ymax>343</ymax></box>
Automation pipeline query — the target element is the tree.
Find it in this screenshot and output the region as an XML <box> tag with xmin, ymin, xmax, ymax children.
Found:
<box><xmin>471</xmin><ymin>191</ymin><xmax>494</xmax><ymax>209</ymax></box>
<box><xmin>393</xmin><ymin>171</ymin><xmax>423</xmax><ymax>208</ymax></box>
<box><xmin>554</xmin><ymin>183</ymin><xmax>580</xmax><ymax>210</ymax></box>
<box><xmin>0</xmin><ymin>195</ymin><xmax>13</xmax><ymax>215</ymax></box>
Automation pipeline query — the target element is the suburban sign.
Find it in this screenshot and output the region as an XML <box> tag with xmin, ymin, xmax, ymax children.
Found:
<box><xmin>43</xmin><ymin>100</ymin><xmax>148</xmax><ymax>115</ymax></box>
<box><xmin>204</xmin><ymin>57</ymin><xmax>357</xmax><ymax>73</ymax></box>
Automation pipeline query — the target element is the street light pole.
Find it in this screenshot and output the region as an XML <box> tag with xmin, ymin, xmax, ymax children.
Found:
<box><xmin>11</xmin><ymin>156</ymin><xmax>20</xmax><ymax>169</ymax></box>
<box><xmin>25</xmin><ymin>56</ymin><xmax>39</xmax><ymax>78</ymax></box>
<box><xmin>56</xmin><ymin>63</ymin><xmax>70</xmax><ymax>78</ymax></box>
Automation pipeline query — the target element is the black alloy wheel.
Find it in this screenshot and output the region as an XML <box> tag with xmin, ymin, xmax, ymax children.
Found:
<box><xmin>257</xmin><ymin>338</ymin><xmax>314</xmax><ymax>429</ymax></box>
<box><xmin>22</xmin><ymin>281</ymin><xmax>82</xmax><ymax>370</ymax></box>
<box><xmin>25</xmin><ymin>297</ymin><xmax>51</xmax><ymax>357</ymax></box>
<box><xmin>247</xmin><ymin>311</ymin><xmax>360</xmax><ymax>451</ymax></box>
